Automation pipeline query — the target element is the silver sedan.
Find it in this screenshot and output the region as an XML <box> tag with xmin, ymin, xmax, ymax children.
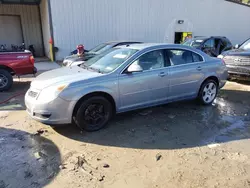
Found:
<box><xmin>25</xmin><ymin>43</ymin><xmax>228</xmax><ymax>131</ymax></box>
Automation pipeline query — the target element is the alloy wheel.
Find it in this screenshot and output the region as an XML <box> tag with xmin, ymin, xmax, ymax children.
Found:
<box><xmin>83</xmin><ymin>103</ymin><xmax>108</xmax><ymax>126</ymax></box>
<box><xmin>202</xmin><ymin>82</ymin><xmax>217</xmax><ymax>103</ymax></box>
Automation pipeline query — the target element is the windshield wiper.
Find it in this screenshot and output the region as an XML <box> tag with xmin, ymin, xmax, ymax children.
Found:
<box><xmin>80</xmin><ymin>64</ymin><xmax>89</xmax><ymax>70</ymax></box>
<box><xmin>88</xmin><ymin>66</ymin><xmax>104</xmax><ymax>74</ymax></box>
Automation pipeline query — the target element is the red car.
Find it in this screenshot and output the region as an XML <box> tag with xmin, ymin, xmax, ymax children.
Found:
<box><xmin>0</xmin><ymin>51</ymin><xmax>36</xmax><ymax>91</ymax></box>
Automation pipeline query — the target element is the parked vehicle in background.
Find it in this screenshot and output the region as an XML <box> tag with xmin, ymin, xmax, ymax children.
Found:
<box><xmin>62</xmin><ymin>41</ymin><xmax>142</xmax><ymax>67</ymax></box>
<box><xmin>70</xmin><ymin>49</ymin><xmax>89</xmax><ymax>55</ymax></box>
<box><xmin>218</xmin><ymin>38</ymin><xmax>250</xmax><ymax>80</ymax></box>
<box><xmin>0</xmin><ymin>51</ymin><xmax>36</xmax><ymax>91</ymax></box>
<box><xmin>25</xmin><ymin>43</ymin><xmax>228</xmax><ymax>131</ymax></box>
<box><xmin>182</xmin><ymin>36</ymin><xmax>233</xmax><ymax>57</ymax></box>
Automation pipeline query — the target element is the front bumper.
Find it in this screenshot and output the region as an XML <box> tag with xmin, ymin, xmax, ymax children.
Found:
<box><xmin>25</xmin><ymin>89</ymin><xmax>76</xmax><ymax>125</ymax></box>
<box><xmin>228</xmin><ymin>72</ymin><xmax>250</xmax><ymax>81</ymax></box>
<box><xmin>226</xmin><ymin>65</ymin><xmax>250</xmax><ymax>80</ymax></box>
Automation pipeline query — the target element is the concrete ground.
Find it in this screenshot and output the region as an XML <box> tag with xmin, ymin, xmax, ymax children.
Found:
<box><xmin>0</xmin><ymin>80</ymin><xmax>250</xmax><ymax>188</ymax></box>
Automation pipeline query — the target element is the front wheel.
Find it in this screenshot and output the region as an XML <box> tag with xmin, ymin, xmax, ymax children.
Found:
<box><xmin>198</xmin><ymin>79</ymin><xmax>218</xmax><ymax>105</ymax></box>
<box><xmin>74</xmin><ymin>96</ymin><xmax>113</xmax><ymax>132</ymax></box>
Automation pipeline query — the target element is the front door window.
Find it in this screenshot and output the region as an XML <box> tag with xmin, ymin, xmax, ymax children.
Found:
<box><xmin>130</xmin><ymin>50</ymin><xmax>165</xmax><ymax>71</ymax></box>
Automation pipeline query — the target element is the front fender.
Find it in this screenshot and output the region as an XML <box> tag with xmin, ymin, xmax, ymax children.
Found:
<box><xmin>60</xmin><ymin>83</ymin><xmax>119</xmax><ymax>106</ymax></box>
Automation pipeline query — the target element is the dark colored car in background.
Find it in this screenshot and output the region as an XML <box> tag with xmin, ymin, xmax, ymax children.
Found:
<box><xmin>182</xmin><ymin>36</ymin><xmax>233</xmax><ymax>57</ymax></box>
<box><xmin>218</xmin><ymin>38</ymin><xmax>250</xmax><ymax>80</ymax></box>
<box><xmin>63</xmin><ymin>41</ymin><xmax>142</xmax><ymax>67</ymax></box>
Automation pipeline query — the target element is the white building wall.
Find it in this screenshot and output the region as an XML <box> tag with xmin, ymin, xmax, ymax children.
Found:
<box><xmin>0</xmin><ymin>4</ymin><xmax>44</xmax><ymax>56</ymax></box>
<box><xmin>50</xmin><ymin>0</ymin><xmax>250</xmax><ymax>60</ymax></box>
<box><xmin>40</xmin><ymin>0</ymin><xmax>51</xmax><ymax>58</ymax></box>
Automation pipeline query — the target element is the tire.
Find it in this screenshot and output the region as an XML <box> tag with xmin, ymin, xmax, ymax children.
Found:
<box><xmin>74</xmin><ymin>96</ymin><xmax>113</xmax><ymax>132</ymax></box>
<box><xmin>0</xmin><ymin>69</ymin><xmax>13</xmax><ymax>92</ymax></box>
<box><xmin>198</xmin><ymin>79</ymin><xmax>218</xmax><ymax>105</ymax></box>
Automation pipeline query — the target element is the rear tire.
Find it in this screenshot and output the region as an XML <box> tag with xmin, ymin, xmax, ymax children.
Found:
<box><xmin>198</xmin><ymin>79</ymin><xmax>218</xmax><ymax>105</ymax></box>
<box><xmin>74</xmin><ymin>96</ymin><xmax>113</xmax><ymax>132</ymax></box>
<box><xmin>0</xmin><ymin>69</ymin><xmax>13</xmax><ymax>91</ymax></box>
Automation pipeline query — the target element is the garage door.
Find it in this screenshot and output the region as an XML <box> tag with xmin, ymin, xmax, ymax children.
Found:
<box><xmin>0</xmin><ymin>15</ymin><xmax>23</xmax><ymax>51</ymax></box>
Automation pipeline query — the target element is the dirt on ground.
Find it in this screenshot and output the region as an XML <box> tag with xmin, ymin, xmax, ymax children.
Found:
<box><xmin>0</xmin><ymin>80</ymin><xmax>250</xmax><ymax>188</ymax></box>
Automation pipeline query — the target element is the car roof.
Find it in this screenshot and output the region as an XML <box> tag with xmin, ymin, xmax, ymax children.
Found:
<box><xmin>117</xmin><ymin>43</ymin><xmax>204</xmax><ymax>51</ymax></box>
<box><xmin>118</xmin><ymin>43</ymin><xmax>162</xmax><ymax>50</ymax></box>
<box><xmin>193</xmin><ymin>36</ymin><xmax>209</xmax><ymax>40</ymax></box>
<box><xmin>193</xmin><ymin>36</ymin><xmax>227</xmax><ymax>40</ymax></box>
<box><xmin>105</xmin><ymin>41</ymin><xmax>142</xmax><ymax>45</ymax></box>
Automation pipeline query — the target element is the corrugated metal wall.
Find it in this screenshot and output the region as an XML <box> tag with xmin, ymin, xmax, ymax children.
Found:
<box><xmin>40</xmin><ymin>0</ymin><xmax>50</xmax><ymax>58</ymax></box>
<box><xmin>50</xmin><ymin>0</ymin><xmax>250</xmax><ymax>60</ymax></box>
<box><xmin>0</xmin><ymin>4</ymin><xmax>43</xmax><ymax>56</ymax></box>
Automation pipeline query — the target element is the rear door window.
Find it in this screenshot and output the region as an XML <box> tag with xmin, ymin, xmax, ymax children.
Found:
<box><xmin>166</xmin><ymin>49</ymin><xmax>203</xmax><ymax>66</ymax></box>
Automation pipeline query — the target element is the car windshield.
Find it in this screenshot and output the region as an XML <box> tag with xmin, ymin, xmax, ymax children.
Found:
<box><xmin>182</xmin><ymin>39</ymin><xmax>204</xmax><ymax>48</ymax></box>
<box><xmin>89</xmin><ymin>43</ymin><xmax>113</xmax><ymax>54</ymax></box>
<box><xmin>240</xmin><ymin>39</ymin><xmax>250</xmax><ymax>50</ymax></box>
<box><xmin>82</xmin><ymin>48</ymin><xmax>138</xmax><ymax>73</ymax></box>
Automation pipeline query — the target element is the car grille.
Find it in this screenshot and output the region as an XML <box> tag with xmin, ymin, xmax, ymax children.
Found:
<box><xmin>227</xmin><ymin>66</ymin><xmax>250</xmax><ymax>74</ymax></box>
<box><xmin>28</xmin><ymin>90</ymin><xmax>38</xmax><ymax>98</ymax></box>
<box><xmin>224</xmin><ymin>56</ymin><xmax>250</xmax><ymax>65</ymax></box>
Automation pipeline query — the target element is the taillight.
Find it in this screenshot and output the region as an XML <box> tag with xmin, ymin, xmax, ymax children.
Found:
<box><xmin>30</xmin><ymin>56</ymin><xmax>35</xmax><ymax>65</ymax></box>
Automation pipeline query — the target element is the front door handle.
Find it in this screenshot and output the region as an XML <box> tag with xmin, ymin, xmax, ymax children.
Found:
<box><xmin>197</xmin><ymin>66</ymin><xmax>202</xmax><ymax>71</ymax></box>
<box><xmin>158</xmin><ymin>72</ymin><xmax>166</xmax><ymax>77</ymax></box>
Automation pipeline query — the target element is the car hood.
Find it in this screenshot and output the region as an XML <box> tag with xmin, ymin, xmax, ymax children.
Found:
<box><xmin>222</xmin><ymin>49</ymin><xmax>250</xmax><ymax>57</ymax></box>
<box><xmin>64</xmin><ymin>53</ymin><xmax>97</xmax><ymax>62</ymax></box>
<box><xmin>31</xmin><ymin>66</ymin><xmax>101</xmax><ymax>90</ymax></box>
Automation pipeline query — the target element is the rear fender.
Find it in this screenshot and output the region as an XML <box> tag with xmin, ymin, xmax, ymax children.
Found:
<box><xmin>0</xmin><ymin>65</ymin><xmax>15</xmax><ymax>75</ymax></box>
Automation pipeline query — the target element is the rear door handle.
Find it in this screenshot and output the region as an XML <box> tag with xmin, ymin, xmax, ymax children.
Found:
<box><xmin>197</xmin><ymin>66</ymin><xmax>202</xmax><ymax>71</ymax></box>
<box><xmin>158</xmin><ymin>72</ymin><xmax>166</xmax><ymax>77</ymax></box>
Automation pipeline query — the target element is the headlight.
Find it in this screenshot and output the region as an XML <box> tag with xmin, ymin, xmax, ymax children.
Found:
<box><xmin>38</xmin><ymin>84</ymin><xmax>68</xmax><ymax>103</ymax></box>
<box><xmin>63</xmin><ymin>60</ymin><xmax>72</xmax><ymax>67</ymax></box>
<box><xmin>217</xmin><ymin>55</ymin><xmax>224</xmax><ymax>59</ymax></box>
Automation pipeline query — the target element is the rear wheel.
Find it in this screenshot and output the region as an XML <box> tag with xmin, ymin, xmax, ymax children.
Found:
<box><xmin>74</xmin><ymin>96</ymin><xmax>113</xmax><ymax>132</ymax></box>
<box><xmin>0</xmin><ymin>69</ymin><xmax>13</xmax><ymax>91</ymax></box>
<box><xmin>198</xmin><ymin>79</ymin><xmax>218</xmax><ymax>105</ymax></box>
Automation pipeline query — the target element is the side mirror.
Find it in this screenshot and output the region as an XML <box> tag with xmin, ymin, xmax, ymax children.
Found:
<box><xmin>235</xmin><ymin>44</ymin><xmax>239</xmax><ymax>49</ymax></box>
<box><xmin>127</xmin><ymin>63</ymin><xmax>143</xmax><ymax>73</ymax></box>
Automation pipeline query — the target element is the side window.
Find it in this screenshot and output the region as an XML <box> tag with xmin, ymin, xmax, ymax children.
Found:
<box><xmin>214</xmin><ymin>39</ymin><xmax>221</xmax><ymax>49</ymax></box>
<box><xmin>203</xmin><ymin>39</ymin><xmax>215</xmax><ymax>48</ymax></box>
<box><xmin>166</xmin><ymin>49</ymin><xmax>203</xmax><ymax>66</ymax></box>
<box><xmin>130</xmin><ymin>50</ymin><xmax>165</xmax><ymax>71</ymax></box>
<box><xmin>192</xmin><ymin>52</ymin><xmax>203</xmax><ymax>62</ymax></box>
<box><xmin>222</xmin><ymin>38</ymin><xmax>232</xmax><ymax>51</ymax></box>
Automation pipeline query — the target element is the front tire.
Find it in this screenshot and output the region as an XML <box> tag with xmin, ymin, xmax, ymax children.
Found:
<box><xmin>198</xmin><ymin>79</ymin><xmax>218</xmax><ymax>105</ymax></box>
<box><xmin>74</xmin><ymin>96</ymin><xmax>113</xmax><ymax>132</ymax></box>
<box><xmin>0</xmin><ymin>69</ymin><xmax>13</xmax><ymax>92</ymax></box>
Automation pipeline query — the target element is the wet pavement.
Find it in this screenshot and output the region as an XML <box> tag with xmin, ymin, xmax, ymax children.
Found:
<box><xmin>0</xmin><ymin>80</ymin><xmax>250</xmax><ymax>188</ymax></box>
